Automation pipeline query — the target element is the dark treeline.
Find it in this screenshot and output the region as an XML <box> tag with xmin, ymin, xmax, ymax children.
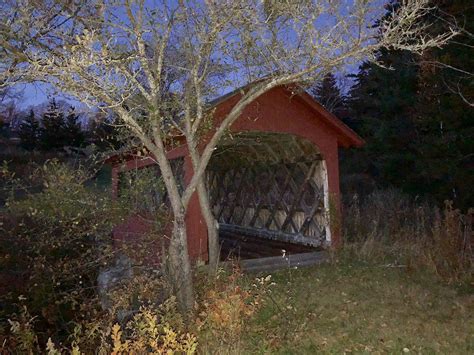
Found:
<box><xmin>18</xmin><ymin>99</ymin><xmax>84</xmax><ymax>150</ymax></box>
<box><xmin>314</xmin><ymin>0</ymin><xmax>473</xmax><ymax>211</ymax></box>
<box><xmin>14</xmin><ymin>98</ymin><xmax>121</xmax><ymax>152</ymax></box>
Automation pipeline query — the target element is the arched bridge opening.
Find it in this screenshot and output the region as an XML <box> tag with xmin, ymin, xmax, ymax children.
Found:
<box><xmin>207</xmin><ymin>132</ymin><xmax>330</xmax><ymax>260</ymax></box>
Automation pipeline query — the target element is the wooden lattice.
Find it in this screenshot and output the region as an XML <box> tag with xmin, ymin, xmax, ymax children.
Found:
<box><xmin>207</xmin><ymin>160</ymin><xmax>327</xmax><ymax>247</ymax></box>
<box><xmin>118</xmin><ymin>157</ymin><xmax>184</xmax><ymax>209</ymax></box>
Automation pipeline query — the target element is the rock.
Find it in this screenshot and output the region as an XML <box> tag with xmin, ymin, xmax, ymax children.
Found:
<box><xmin>97</xmin><ymin>254</ymin><xmax>133</xmax><ymax>311</ymax></box>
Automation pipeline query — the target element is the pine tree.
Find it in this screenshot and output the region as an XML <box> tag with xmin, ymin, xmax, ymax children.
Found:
<box><xmin>311</xmin><ymin>73</ymin><xmax>346</xmax><ymax>117</ymax></box>
<box><xmin>39</xmin><ymin>99</ymin><xmax>66</xmax><ymax>150</ymax></box>
<box><xmin>346</xmin><ymin>49</ymin><xmax>420</xmax><ymax>192</ymax></box>
<box><xmin>344</xmin><ymin>0</ymin><xmax>473</xmax><ymax>210</ymax></box>
<box><xmin>64</xmin><ymin>107</ymin><xmax>85</xmax><ymax>147</ymax></box>
<box><xmin>0</xmin><ymin>117</ymin><xmax>7</xmax><ymax>138</ymax></box>
<box><xmin>18</xmin><ymin>109</ymin><xmax>40</xmax><ymax>150</ymax></box>
<box><xmin>411</xmin><ymin>0</ymin><xmax>474</xmax><ymax>209</ymax></box>
<box><xmin>88</xmin><ymin>113</ymin><xmax>123</xmax><ymax>151</ymax></box>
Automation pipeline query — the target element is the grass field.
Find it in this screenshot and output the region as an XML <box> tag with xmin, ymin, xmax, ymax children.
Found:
<box><xmin>235</xmin><ymin>260</ymin><xmax>473</xmax><ymax>354</ymax></box>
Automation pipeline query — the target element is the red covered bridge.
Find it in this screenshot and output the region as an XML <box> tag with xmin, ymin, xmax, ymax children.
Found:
<box><xmin>107</xmin><ymin>85</ymin><xmax>363</xmax><ymax>267</ymax></box>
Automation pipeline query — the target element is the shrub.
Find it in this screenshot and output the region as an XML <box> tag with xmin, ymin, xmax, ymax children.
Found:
<box><xmin>4</xmin><ymin>302</ymin><xmax>197</xmax><ymax>354</ymax></box>
<box><xmin>0</xmin><ymin>160</ymin><xmax>127</xmax><ymax>346</ymax></box>
<box><xmin>196</xmin><ymin>265</ymin><xmax>272</xmax><ymax>353</ymax></box>
<box><xmin>109</xmin><ymin>304</ymin><xmax>197</xmax><ymax>354</ymax></box>
<box><xmin>5</xmin><ymin>306</ymin><xmax>38</xmax><ymax>354</ymax></box>
<box><xmin>1</xmin><ymin>158</ymin><xmax>195</xmax><ymax>353</ymax></box>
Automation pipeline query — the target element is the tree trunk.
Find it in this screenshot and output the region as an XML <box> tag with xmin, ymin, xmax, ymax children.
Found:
<box><xmin>167</xmin><ymin>214</ymin><xmax>194</xmax><ymax>315</ymax></box>
<box><xmin>197</xmin><ymin>180</ymin><xmax>219</xmax><ymax>272</ymax></box>
<box><xmin>185</xmin><ymin>138</ymin><xmax>220</xmax><ymax>272</ymax></box>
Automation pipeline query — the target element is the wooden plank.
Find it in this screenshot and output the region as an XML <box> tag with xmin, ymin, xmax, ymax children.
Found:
<box><xmin>264</xmin><ymin>166</ymin><xmax>293</xmax><ymax>231</ymax></box>
<box><xmin>240</xmin><ymin>251</ymin><xmax>328</xmax><ymax>273</ymax></box>
<box><xmin>216</xmin><ymin>168</ymin><xmax>236</xmax><ymax>221</ymax></box>
<box><xmin>220</xmin><ymin>223</ymin><xmax>326</xmax><ymax>248</ymax></box>
<box><xmin>208</xmin><ymin>153</ymin><xmax>327</xmax><ymax>246</ymax></box>
<box><xmin>219</xmin><ymin>231</ymin><xmax>316</xmax><ymax>259</ymax></box>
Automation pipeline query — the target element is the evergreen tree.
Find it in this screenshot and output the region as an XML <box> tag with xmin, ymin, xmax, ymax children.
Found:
<box><xmin>345</xmin><ymin>0</ymin><xmax>473</xmax><ymax>210</ymax></box>
<box><xmin>88</xmin><ymin>113</ymin><xmax>124</xmax><ymax>151</ymax></box>
<box><xmin>18</xmin><ymin>109</ymin><xmax>40</xmax><ymax>150</ymax></box>
<box><xmin>64</xmin><ymin>107</ymin><xmax>85</xmax><ymax>147</ymax></box>
<box><xmin>346</xmin><ymin>49</ymin><xmax>420</xmax><ymax>193</ymax></box>
<box><xmin>411</xmin><ymin>0</ymin><xmax>474</xmax><ymax>209</ymax></box>
<box><xmin>311</xmin><ymin>73</ymin><xmax>346</xmax><ymax>117</ymax></box>
<box><xmin>39</xmin><ymin>99</ymin><xmax>66</xmax><ymax>150</ymax></box>
<box><xmin>0</xmin><ymin>117</ymin><xmax>7</xmax><ymax>138</ymax></box>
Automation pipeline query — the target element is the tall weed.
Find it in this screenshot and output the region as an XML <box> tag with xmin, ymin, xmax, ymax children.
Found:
<box><xmin>196</xmin><ymin>265</ymin><xmax>272</xmax><ymax>353</ymax></box>
<box><xmin>342</xmin><ymin>189</ymin><xmax>472</xmax><ymax>282</ymax></box>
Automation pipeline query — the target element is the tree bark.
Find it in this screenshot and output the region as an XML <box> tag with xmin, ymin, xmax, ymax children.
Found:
<box><xmin>196</xmin><ymin>180</ymin><xmax>219</xmax><ymax>271</ymax></box>
<box><xmin>167</xmin><ymin>213</ymin><xmax>194</xmax><ymax>315</ymax></box>
<box><xmin>183</xmin><ymin>125</ymin><xmax>220</xmax><ymax>273</ymax></box>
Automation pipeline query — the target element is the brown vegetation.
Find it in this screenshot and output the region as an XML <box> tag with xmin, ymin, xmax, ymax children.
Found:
<box><xmin>342</xmin><ymin>189</ymin><xmax>472</xmax><ymax>282</ymax></box>
<box><xmin>0</xmin><ymin>159</ymin><xmax>471</xmax><ymax>353</ymax></box>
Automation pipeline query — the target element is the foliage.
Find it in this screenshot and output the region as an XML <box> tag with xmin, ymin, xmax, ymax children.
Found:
<box><xmin>345</xmin><ymin>0</ymin><xmax>473</xmax><ymax>210</ymax></box>
<box><xmin>39</xmin><ymin>99</ymin><xmax>67</xmax><ymax>150</ymax></box>
<box><xmin>6</xmin><ymin>306</ymin><xmax>39</xmax><ymax>354</ymax></box>
<box><xmin>0</xmin><ymin>159</ymin><xmax>127</xmax><ymax>344</ymax></box>
<box><xmin>0</xmin><ymin>157</ymin><xmax>191</xmax><ymax>353</ymax></box>
<box><xmin>109</xmin><ymin>304</ymin><xmax>197</xmax><ymax>354</ymax></box>
<box><xmin>311</xmin><ymin>72</ymin><xmax>346</xmax><ymax>117</ymax></box>
<box><xmin>105</xmin><ymin>271</ymin><xmax>173</xmax><ymax>321</ymax></box>
<box><xmin>20</xmin><ymin>99</ymin><xmax>87</xmax><ymax>151</ymax></box>
<box><xmin>0</xmin><ymin>116</ymin><xmax>6</xmax><ymax>137</ymax></box>
<box><xmin>18</xmin><ymin>109</ymin><xmax>39</xmax><ymax>150</ymax></box>
<box><xmin>196</xmin><ymin>265</ymin><xmax>272</xmax><ymax>353</ymax></box>
<box><xmin>4</xmin><ymin>303</ymin><xmax>197</xmax><ymax>354</ymax></box>
<box><xmin>345</xmin><ymin>48</ymin><xmax>420</xmax><ymax>192</ymax></box>
<box><xmin>411</xmin><ymin>0</ymin><xmax>474</xmax><ymax>211</ymax></box>
<box><xmin>63</xmin><ymin>107</ymin><xmax>85</xmax><ymax>147</ymax></box>
<box><xmin>87</xmin><ymin>113</ymin><xmax>124</xmax><ymax>151</ymax></box>
<box><xmin>118</xmin><ymin>165</ymin><xmax>166</xmax><ymax>216</ymax></box>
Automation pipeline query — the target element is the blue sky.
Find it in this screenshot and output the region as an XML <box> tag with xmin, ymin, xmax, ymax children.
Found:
<box><xmin>5</xmin><ymin>0</ymin><xmax>389</xmax><ymax>111</ymax></box>
<box><xmin>9</xmin><ymin>82</ymin><xmax>85</xmax><ymax>111</ymax></box>
<box><xmin>17</xmin><ymin>82</ymin><xmax>56</xmax><ymax>106</ymax></box>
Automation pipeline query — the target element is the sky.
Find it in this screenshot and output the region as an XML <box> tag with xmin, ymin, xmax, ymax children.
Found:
<box><xmin>3</xmin><ymin>0</ymin><xmax>389</xmax><ymax>113</ymax></box>
<box><xmin>16</xmin><ymin>82</ymin><xmax>58</xmax><ymax>106</ymax></box>
<box><xmin>8</xmin><ymin>82</ymin><xmax>86</xmax><ymax>113</ymax></box>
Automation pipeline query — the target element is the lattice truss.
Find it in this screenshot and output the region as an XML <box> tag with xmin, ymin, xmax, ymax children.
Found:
<box><xmin>208</xmin><ymin>159</ymin><xmax>328</xmax><ymax>246</ymax></box>
<box><xmin>118</xmin><ymin>157</ymin><xmax>184</xmax><ymax>210</ymax></box>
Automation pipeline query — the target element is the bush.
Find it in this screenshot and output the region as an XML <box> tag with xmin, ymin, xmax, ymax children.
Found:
<box><xmin>195</xmin><ymin>265</ymin><xmax>272</xmax><ymax>353</ymax></box>
<box><xmin>342</xmin><ymin>189</ymin><xmax>472</xmax><ymax>282</ymax></box>
<box><xmin>5</xmin><ymin>302</ymin><xmax>197</xmax><ymax>354</ymax></box>
<box><xmin>0</xmin><ymin>158</ymin><xmax>195</xmax><ymax>353</ymax></box>
<box><xmin>0</xmin><ymin>160</ymin><xmax>127</xmax><ymax>346</ymax></box>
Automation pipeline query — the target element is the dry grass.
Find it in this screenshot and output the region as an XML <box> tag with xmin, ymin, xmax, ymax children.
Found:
<box><xmin>202</xmin><ymin>189</ymin><xmax>473</xmax><ymax>354</ymax></box>
<box><xmin>342</xmin><ymin>189</ymin><xmax>472</xmax><ymax>283</ymax></box>
<box><xmin>239</xmin><ymin>261</ymin><xmax>473</xmax><ymax>354</ymax></box>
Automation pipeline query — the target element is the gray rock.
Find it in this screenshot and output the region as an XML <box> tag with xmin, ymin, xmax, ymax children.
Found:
<box><xmin>97</xmin><ymin>254</ymin><xmax>133</xmax><ymax>311</ymax></box>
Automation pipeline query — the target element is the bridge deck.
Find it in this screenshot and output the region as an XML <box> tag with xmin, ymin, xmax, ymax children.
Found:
<box><xmin>219</xmin><ymin>229</ymin><xmax>319</xmax><ymax>261</ymax></box>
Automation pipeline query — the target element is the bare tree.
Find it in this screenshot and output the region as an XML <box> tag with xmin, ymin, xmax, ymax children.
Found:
<box><xmin>0</xmin><ymin>0</ymin><xmax>457</xmax><ymax>312</ymax></box>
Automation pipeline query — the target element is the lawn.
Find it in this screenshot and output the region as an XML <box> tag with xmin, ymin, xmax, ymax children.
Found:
<box><xmin>238</xmin><ymin>260</ymin><xmax>473</xmax><ymax>354</ymax></box>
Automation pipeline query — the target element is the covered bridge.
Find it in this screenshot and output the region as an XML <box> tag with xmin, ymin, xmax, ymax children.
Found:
<box><xmin>107</xmin><ymin>85</ymin><xmax>363</xmax><ymax>265</ymax></box>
